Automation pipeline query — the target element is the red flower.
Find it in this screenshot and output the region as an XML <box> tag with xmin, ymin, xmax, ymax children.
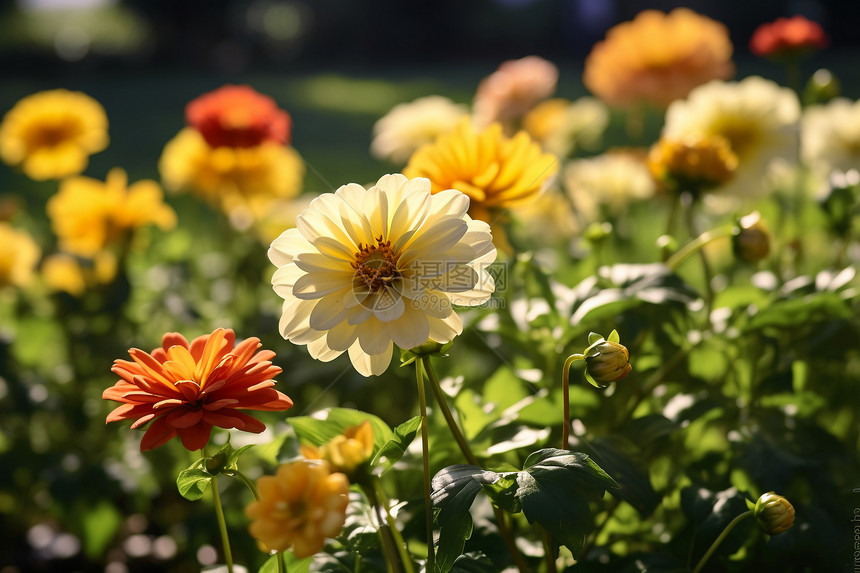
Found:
<box><xmin>185</xmin><ymin>85</ymin><xmax>292</xmax><ymax>148</ymax></box>
<box><xmin>750</xmin><ymin>15</ymin><xmax>828</xmax><ymax>59</ymax></box>
<box><xmin>104</xmin><ymin>328</ymin><xmax>293</xmax><ymax>451</ymax></box>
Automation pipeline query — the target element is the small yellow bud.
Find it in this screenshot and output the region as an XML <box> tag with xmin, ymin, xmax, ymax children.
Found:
<box><xmin>733</xmin><ymin>212</ymin><xmax>771</xmax><ymax>263</ymax></box>
<box><xmin>301</xmin><ymin>421</ymin><xmax>375</xmax><ymax>478</ymax></box>
<box><xmin>585</xmin><ymin>337</ymin><xmax>631</xmax><ymax>388</ymax></box>
<box><xmin>753</xmin><ymin>492</ymin><xmax>795</xmax><ymax>535</ymax></box>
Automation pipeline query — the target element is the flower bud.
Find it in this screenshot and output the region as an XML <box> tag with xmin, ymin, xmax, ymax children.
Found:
<box><xmin>733</xmin><ymin>212</ymin><xmax>771</xmax><ymax>263</ymax></box>
<box><xmin>753</xmin><ymin>492</ymin><xmax>795</xmax><ymax>535</ymax></box>
<box><xmin>584</xmin><ymin>334</ymin><xmax>631</xmax><ymax>388</ymax></box>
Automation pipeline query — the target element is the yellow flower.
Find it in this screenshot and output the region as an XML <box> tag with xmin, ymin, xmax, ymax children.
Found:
<box><xmin>268</xmin><ymin>174</ymin><xmax>496</xmax><ymax>377</ymax></box>
<box><xmin>663</xmin><ymin>77</ymin><xmax>800</xmax><ymax>197</ymax></box>
<box><xmin>522</xmin><ymin>97</ymin><xmax>609</xmax><ymax>157</ymax></box>
<box><xmin>245</xmin><ymin>460</ymin><xmax>349</xmax><ymax>557</ymax></box>
<box><xmin>47</xmin><ymin>168</ymin><xmax>176</xmax><ymax>257</ymax></box>
<box><xmin>371</xmin><ymin>96</ymin><xmax>468</xmax><ymax>164</ymax></box>
<box><xmin>0</xmin><ymin>89</ymin><xmax>108</xmax><ymax>180</ymax></box>
<box><xmin>564</xmin><ymin>152</ymin><xmax>655</xmax><ymax>223</ymax></box>
<box><xmin>648</xmin><ymin>136</ymin><xmax>738</xmax><ymax>194</ymax></box>
<box><xmin>512</xmin><ymin>188</ymin><xmax>579</xmax><ymax>246</ymax></box>
<box><xmin>801</xmin><ymin>97</ymin><xmax>860</xmax><ymax>179</ymax></box>
<box><xmin>301</xmin><ymin>421</ymin><xmax>374</xmax><ymax>477</ymax></box>
<box><xmin>0</xmin><ymin>223</ymin><xmax>40</xmax><ymax>288</ymax></box>
<box><xmin>403</xmin><ymin>119</ymin><xmax>557</xmax><ymax>224</ymax></box>
<box><xmin>753</xmin><ymin>492</ymin><xmax>795</xmax><ymax>535</ymax></box>
<box><xmin>159</xmin><ymin>128</ymin><xmax>304</xmax><ymax>221</ymax></box>
<box><xmin>584</xmin><ymin>8</ymin><xmax>734</xmax><ymax>108</ymax></box>
<box><xmin>42</xmin><ymin>252</ymin><xmax>117</xmax><ymax>296</ymax></box>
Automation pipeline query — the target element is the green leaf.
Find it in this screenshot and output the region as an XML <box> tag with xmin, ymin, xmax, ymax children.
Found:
<box><xmin>371</xmin><ymin>415</ymin><xmax>422</xmax><ymax>470</ymax></box>
<box><xmin>449</xmin><ymin>551</ymin><xmax>498</xmax><ymax>573</ymax></box>
<box><xmin>607</xmin><ymin>329</ymin><xmax>620</xmax><ymax>343</ymax></box>
<box><xmin>255</xmin><ymin>432</ymin><xmax>289</xmax><ymax>466</ymax></box>
<box><xmin>588</xmin><ymin>332</ymin><xmax>603</xmax><ymax>345</ymax></box>
<box><xmin>259</xmin><ymin>552</ymin><xmax>312</xmax><ymax>573</ymax></box>
<box><xmin>431</xmin><ymin>465</ymin><xmax>501</xmax><ymax>573</ymax></box>
<box><xmin>289</xmin><ymin>408</ymin><xmax>395</xmax><ymax>454</ymax></box>
<box><xmin>516</xmin><ymin>449</ymin><xmax>618</xmax><ymax>557</ymax></box>
<box><xmin>745</xmin><ymin>292</ymin><xmax>852</xmax><ymax>330</ymax></box>
<box><xmin>176</xmin><ymin>463</ymin><xmax>213</xmax><ymax>501</ymax></box>
<box><xmin>586</xmin><ymin>435</ymin><xmax>661</xmax><ymax>517</ymax></box>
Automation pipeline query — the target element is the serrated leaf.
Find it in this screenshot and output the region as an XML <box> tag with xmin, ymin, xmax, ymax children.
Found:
<box><xmin>371</xmin><ymin>415</ymin><xmax>421</xmax><ymax>470</ymax></box>
<box><xmin>431</xmin><ymin>465</ymin><xmax>501</xmax><ymax>573</ymax></box>
<box><xmin>289</xmin><ymin>408</ymin><xmax>395</xmax><ymax>455</ymax></box>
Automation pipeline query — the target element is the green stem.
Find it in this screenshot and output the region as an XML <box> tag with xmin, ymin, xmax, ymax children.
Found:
<box><xmin>691</xmin><ymin>511</ymin><xmax>752</xmax><ymax>573</ymax></box>
<box><xmin>538</xmin><ymin>525</ymin><xmax>558</xmax><ymax>573</ymax></box>
<box><xmin>373</xmin><ymin>479</ymin><xmax>416</xmax><ymax>573</ymax></box>
<box><xmin>422</xmin><ymin>356</ymin><xmax>531</xmax><ymax>573</ymax></box>
<box><xmin>665</xmin><ymin>225</ymin><xmax>735</xmax><ymax>272</ymax></box>
<box><xmin>561</xmin><ymin>354</ymin><xmax>585</xmax><ymax>449</ymax></box>
<box><xmin>414</xmin><ymin>359</ymin><xmax>435</xmax><ymax>571</ymax></box>
<box><xmin>211</xmin><ymin>475</ymin><xmax>234</xmax><ymax>573</ymax></box>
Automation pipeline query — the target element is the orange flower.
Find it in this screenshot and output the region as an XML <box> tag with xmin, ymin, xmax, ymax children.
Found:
<box><xmin>584</xmin><ymin>8</ymin><xmax>734</xmax><ymax>108</ymax></box>
<box><xmin>104</xmin><ymin>328</ymin><xmax>292</xmax><ymax>452</ymax></box>
<box><xmin>246</xmin><ymin>460</ymin><xmax>349</xmax><ymax>557</ymax></box>
<box><xmin>750</xmin><ymin>16</ymin><xmax>827</xmax><ymax>60</ymax></box>
<box><xmin>186</xmin><ymin>85</ymin><xmax>292</xmax><ymax>148</ymax></box>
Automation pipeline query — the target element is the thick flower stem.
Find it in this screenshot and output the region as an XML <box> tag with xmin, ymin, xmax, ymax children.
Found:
<box><xmin>414</xmin><ymin>359</ymin><xmax>435</xmax><ymax>571</ymax></box>
<box><xmin>421</xmin><ymin>356</ymin><xmax>531</xmax><ymax>573</ymax></box>
<box><xmin>665</xmin><ymin>225</ymin><xmax>735</xmax><ymax>273</ymax></box>
<box><xmin>691</xmin><ymin>511</ymin><xmax>752</xmax><ymax>573</ymax></box>
<box><xmin>561</xmin><ymin>354</ymin><xmax>585</xmax><ymax>449</ymax></box>
<box><xmin>211</xmin><ymin>475</ymin><xmax>234</xmax><ymax>573</ymax></box>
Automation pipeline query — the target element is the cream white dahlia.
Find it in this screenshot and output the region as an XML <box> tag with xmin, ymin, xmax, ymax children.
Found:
<box><xmin>802</xmin><ymin>98</ymin><xmax>860</xmax><ymax>178</ymax></box>
<box><xmin>268</xmin><ymin>174</ymin><xmax>496</xmax><ymax>377</ymax></box>
<box><xmin>662</xmin><ymin>77</ymin><xmax>800</xmax><ymax>197</ymax></box>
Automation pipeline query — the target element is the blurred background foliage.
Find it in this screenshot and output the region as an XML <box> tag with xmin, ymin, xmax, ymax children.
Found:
<box><xmin>0</xmin><ymin>0</ymin><xmax>859</xmax><ymax>572</ymax></box>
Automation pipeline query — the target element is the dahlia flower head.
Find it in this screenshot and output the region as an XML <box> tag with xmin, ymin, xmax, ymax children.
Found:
<box><xmin>104</xmin><ymin>328</ymin><xmax>292</xmax><ymax>451</ymax></box>
<box><xmin>584</xmin><ymin>8</ymin><xmax>734</xmax><ymax>108</ymax></box>
<box><xmin>0</xmin><ymin>223</ymin><xmax>40</xmax><ymax>288</ymax></box>
<box><xmin>268</xmin><ymin>174</ymin><xmax>497</xmax><ymax>377</ymax></box>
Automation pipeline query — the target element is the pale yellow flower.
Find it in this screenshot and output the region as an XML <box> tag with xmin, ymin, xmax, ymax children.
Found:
<box><xmin>0</xmin><ymin>89</ymin><xmax>108</xmax><ymax>180</ymax></box>
<box><xmin>269</xmin><ymin>174</ymin><xmax>496</xmax><ymax>377</ymax></box>
<box><xmin>512</xmin><ymin>188</ymin><xmax>579</xmax><ymax>246</ymax></box>
<box><xmin>801</xmin><ymin>98</ymin><xmax>860</xmax><ymax>178</ymax></box>
<box><xmin>473</xmin><ymin>56</ymin><xmax>558</xmax><ymax>129</ymax></box>
<box><xmin>564</xmin><ymin>152</ymin><xmax>655</xmax><ymax>222</ymax></box>
<box><xmin>42</xmin><ymin>251</ymin><xmax>117</xmax><ymax>296</ymax></box>
<box><xmin>403</xmin><ymin>119</ymin><xmax>557</xmax><ymax>224</ymax></box>
<box><xmin>301</xmin><ymin>420</ymin><xmax>374</xmax><ymax>477</ymax></box>
<box><xmin>584</xmin><ymin>8</ymin><xmax>734</xmax><ymax>108</ymax></box>
<box><xmin>522</xmin><ymin>97</ymin><xmax>609</xmax><ymax>156</ymax></box>
<box><xmin>158</xmin><ymin>128</ymin><xmax>304</xmax><ymax>219</ymax></box>
<box><xmin>47</xmin><ymin>168</ymin><xmax>176</xmax><ymax>257</ymax></box>
<box><xmin>246</xmin><ymin>460</ymin><xmax>349</xmax><ymax>557</ymax></box>
<box><xmin>662</xmin><ymin>77</ymin><xmax>800</xmax><ymax>197</ymax></box>
<box><xmin>371</xmin><ymin>96</ymin><xmax>468</xmax><ymax>164</ymax></box>
<box><xmin>0</xmin><ymin>223</ymin><xmax>40</xmax><ymax>288</ymax></box>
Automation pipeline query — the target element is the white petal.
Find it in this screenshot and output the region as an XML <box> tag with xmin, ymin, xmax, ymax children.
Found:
<box><xmin>314</xmin><ymin>236</ymin><xmax>358</xmax><ymax>262</ymax></box>
<box><xmin>389</xmin><ymin>185</ymin><xmax>431</xmax><ymax>242</ymax></box>
<box><xmin>271</xmin><ymin>263</ymin><xmax>304</xmax><ymax>298</ymax></box>
<box><xmin>309</xmin><ymin>287</ymin><xmax>353</xmax><ymax>330</ymax></box>
<box><xmin>292</xmin><ymin>271</ymin><xmax>353</xmax><ymax>300</ymax></box>
<box><xmin>357</xmin><ymin>317</ymin><xmax>393</xmax><ymax>355</ymax></box>
<box><xmin>399</xmin><ymin>218</ymin><xmax>468</xmax><ymax>266</ymax></box>
<box><xmin>448</xmin><ymin>269</ymin><xmax>495</xmax><ymax>305</ymax></box>
<box><xmin>294</xmin><ymin>252</ymin><xmax>351</xmax><ymax>273</ymax></box>
<box><xmin>388</xmin><ymin>307</ymin><xmax>430</xmax><ymax>349</ymax></box>
<box><xmin>279</xmin><ymin>298</ymin><xmax>322</xmax><ymax>343</ymax></box>
<box><xmin>297</xmin><ymin>207</ymin><xmax>357</xmax><ymax>251</ymax></box>
<box><xmin>349</xmin><ymin>341</ymin><xmax>393</xmax><ymax>377</ymax></box>
<box><xmin>326</xmin><ymin>322</ymin><xmax>359</xmax><ymax>352</ymax></box>
<box><xmin>410</xmin><ymin>288</ymin><xmax>453</xmax><ymax>318</ymax></box>
<box><xmin>363</xmin><ymin>185</ymin><xmax>389</xmax><ymax>239</ymax></box>
<box><xmin>269</xmin><ymin>228</ymin><xmax>311</xmax><ymax>266</ymax></box>
<box><xmin>372</xmin><ymin>290</ymin><xmax>405</xmax><ymax>322</ymax></box>
<box><xmin>427</xmin><ymin>312</ymin><xmax>463</xmax><ymax>343</ymax></box>
<box><xmin>307</xmin><ymin>336</ymin><xmax>343</xmax><ymax>362</ymax></box>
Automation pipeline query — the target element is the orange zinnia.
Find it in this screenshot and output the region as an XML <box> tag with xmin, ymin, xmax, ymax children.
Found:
<box><xmin>186</xmin><ymin>85</ymin><xmax>292</xmax><ymax>148</ymax></box>
<box><xmin>104</xmin><ymin>328</ymin><xmax>292</xmax><ymax>451</ymax></box>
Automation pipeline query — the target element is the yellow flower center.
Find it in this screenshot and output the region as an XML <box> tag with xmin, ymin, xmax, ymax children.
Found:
<box><xmin>352</xmin><ymin>236</ymin><xmax>400</xmax><ymax>292</ymax></box>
